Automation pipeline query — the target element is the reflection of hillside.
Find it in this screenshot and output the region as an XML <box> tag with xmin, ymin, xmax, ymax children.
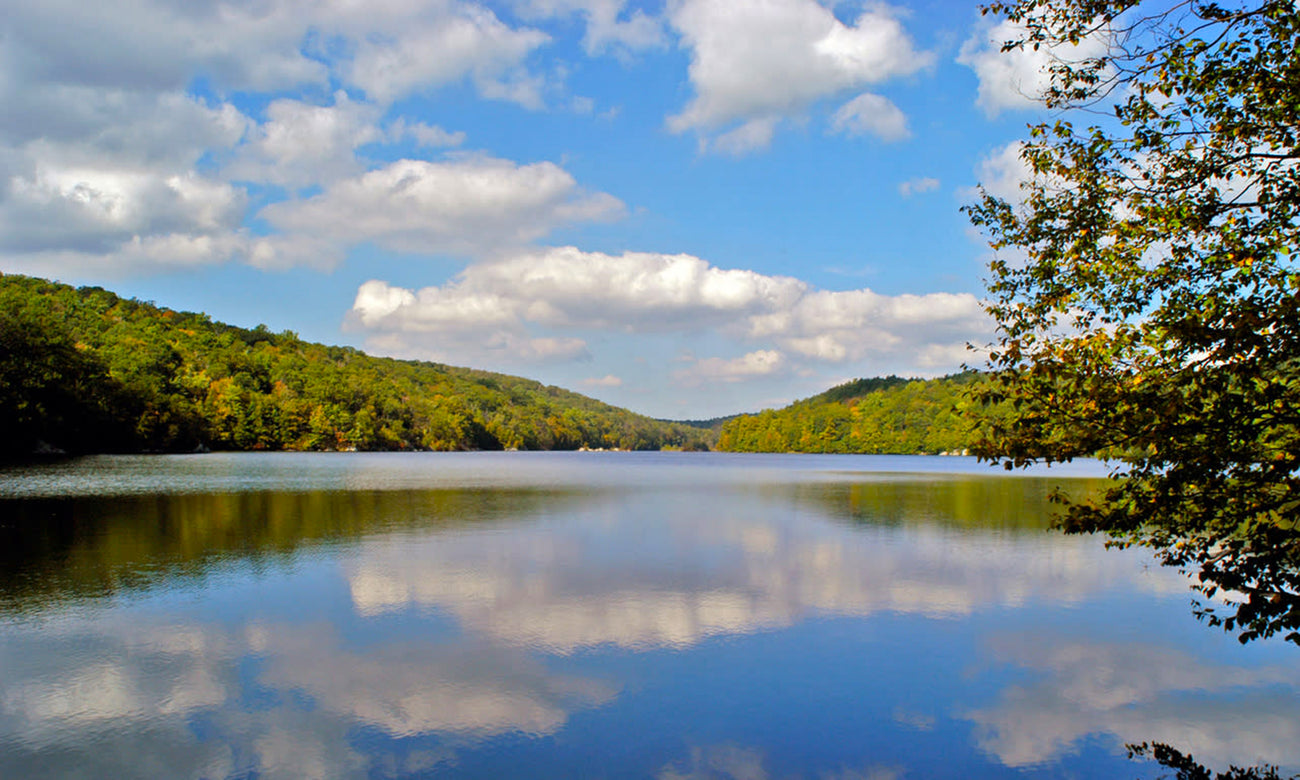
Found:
<box><xmin>0</xmin><ymin>488</ymin><xmax>585</xmax><ymax>614</ymax></box>
<box><xmin>787</xmin><ymin>476</ymin><xmax>1108</xmax><ymax>531</ymax></box>
<box><xmin>349</xmin><ymin>482</ymin><xmax>1182</xmax><ymax>653</ymax></box>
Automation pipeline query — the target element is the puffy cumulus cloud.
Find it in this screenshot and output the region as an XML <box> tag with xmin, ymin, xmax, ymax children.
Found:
<box><xmin>0</xmin><ymin>0</ymin><xmax>555</xmax><ymax>275</ymax></box>
<box><xmin>351</xmin><ymin>247</ymin><xmax>804</xmax><ymax>331</ymax></box>
<box><xmin>0</xmin><ymin>86</ymin><xmax>257</xmax><ymax>276</ymax></box>
<box><xmin>583</xmin><ymin>374</ymin><xmax>624</xmax><ymax>387</ymax></box>
<box><xmin>3</xmin><ymin>165</ymin><xmax>243</xmax><ymax>254</ymax></box>
<box><xmin>898</xmin><ymin>176</ymin><xmax>940</xmax><ymax>197</ymax></box>
<box><xmin>966</xmin><ymin>141</ymin><xmax>1033</xmax><ymax>206</ymax></box>
<box><xmin>349</xmin><ymin>246</ymin><xmax>988</xmax><ymax>373</ymax></box>
<box><xmin>1</xmin><ymin>0</ymin><xmax>550</xmax><ymax>107</ymax></box>
<box><xmin>386</xmin><ymin>118</ymin><xmax>467</xmax><ymax>148</ymax></box>
<box><xmin>967</xmin><ymin>634</ymin><xmax>1300</xmax><ymax>770</ymax></box>
<box><xmin>667</xmin><ymin>0</ymin><xmax>931</xmax><ymax>151</ymax></box>
<box><xmin>0</xmin><ymin>232</ymin><xmax>342</xmax><ymax>280</ymax></box>
<box><xmin>228</xmin><ymin>94</ymin><xmax>469</xmax><ymax>190</ymax></box>
<box><xmin>957</xmin><ymin>16</ymin><xmax>1112</xmax><ymax>117</ymax></box>
<box><xmin>226</xmin><ymin>93</ymin><xmax>383</xmax><ymax>188</ymax></box>
<box><xmin>261</xmin><ymin>157</ymin><xmax>625</xmax><ymax>257</ymax></box>
<box><xmin>342</xmin><ymin>3</ymin><xmax>551</xmax><ymax>107</ymax></box>
<box><xmin>747</xmin><ymin>288</ymin><xmax>988</xmax><ymax>364</ymax></box>
<box><xmin>710</xmin><ymin>117</ymin><xmax>780</xmax><ymax>157</ymax></box>
<box><xmin>0</xmin><ymin>52</ymin><xmax>249</xmax><ymax>276</ymax></box>
<box><xmin>515</xmin><ymin>0</ymin><xmax>668</xmax><ymax>56</ymax></box>
<box><xmin>0</xmin><ymin>88</ymin><xmax>249</xmax><ymax>167</ymax></box>
<box><xmin>246</xmin><ymin>234</ymin><xmax>346</xmax><ymax>271</ymax></box>
<box><xmin>829</xmin><ymin>93</ymin><xmax>909</xmax><ymax>142</ymax></box>
<box><xmin>0</xmin><ymin>161</ymin><xmax>257</xmax><ymax>276</ymax></box>
<box><xmin>348</xmin><ymin>246</ymin><xmax>801</xmax><ymax>364</ymax></box>
<box><xmin>0</xmin><ymin>0</ymin><xmax>322</xmax><ymax>98</ymax></box>
<box><xmin>362</xmin><ymin>327</ymin><xmax>592</xmax><ymax>367</ymax></box>
<box><xmin>673</xmin><ymin>350</ymin><xmax>787</xmax><ymax>386</ymax></box>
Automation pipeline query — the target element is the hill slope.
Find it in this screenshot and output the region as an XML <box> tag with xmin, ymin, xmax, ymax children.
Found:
<box><xmin>0</xmin><ymin>274</ymin><xmax>712</xmax><ymax>456</ymax></box>
<box><xmin>716</xmin><ymin>373</ymin><xmax>991</xmax><ymax>454</ymax></box>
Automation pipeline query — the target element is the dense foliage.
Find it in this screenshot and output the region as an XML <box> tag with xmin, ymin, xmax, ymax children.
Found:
<box><xmin>717</xmin><ymin>373</ymin><xmax>992</xmax><ymax>454</ymax></box>
<box><xmin>0</xmin><ymin>274</ymin><xmax>711</xmax><ymax>456</ymax></box>
<box><xmin>966</xmin><ymin>0</ymin><xmax>1300</xmax><ymax>644</ymax></box>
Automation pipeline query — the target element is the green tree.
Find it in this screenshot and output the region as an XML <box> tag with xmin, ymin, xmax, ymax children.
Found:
<box><xmin>0</xmin><ymin>306</ymin><xmax>124</xmax><ymax>454</ymax></box>
<box><xmin>966</xmin><ymin>0</ymin><xmax>1300</xmax><ymax>644</ymax></box>
<box><xmin>0</xmin><ymin>273</ymin><xmax>715</xmax><ymax>456</ymax></box>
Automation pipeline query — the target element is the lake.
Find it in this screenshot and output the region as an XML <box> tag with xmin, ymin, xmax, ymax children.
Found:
<box><xmin>0</xmin><ymin>452</ymin><xmax>1296</xmax><ymax>779</ymax></box>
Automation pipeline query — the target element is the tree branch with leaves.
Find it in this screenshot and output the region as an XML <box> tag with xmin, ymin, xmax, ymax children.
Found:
<box><xmin>965</xmin><ymin>0</ymin><xmax>1300</xmax><ymax>645</ymax></box>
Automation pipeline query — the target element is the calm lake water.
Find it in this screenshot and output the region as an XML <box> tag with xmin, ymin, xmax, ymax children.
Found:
<box><xmin>0</xmin><ymin>452</ymin><xmax>1297</xmax><ymax>779</ymax></box>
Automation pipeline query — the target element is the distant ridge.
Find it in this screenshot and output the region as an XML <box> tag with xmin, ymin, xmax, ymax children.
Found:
<box><xmin>716</xmin><ymin>372</ymin><xmax>988</xmax><ymax>455</ymax></box>
<box><xmin>0</xmin><ymin>273</ymin><xmax>713</xmax><ymax>457</ymax></box>
<box><xmin>657</xmin><ymin>414</ymin><xmax>742</xmax><ymax>430</ymax></box>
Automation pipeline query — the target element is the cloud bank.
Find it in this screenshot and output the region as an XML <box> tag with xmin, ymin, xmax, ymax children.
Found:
<box><xmin>349</xmin><ymin>246</ymin><xmax>989</xmax><ymax>374</ymax></box>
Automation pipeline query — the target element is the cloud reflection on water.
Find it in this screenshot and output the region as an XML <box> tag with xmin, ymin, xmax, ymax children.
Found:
<box><xmin>0</xmin><ymin>470</ymin><xmax>1293</xmax><ymax>778</ymax></box>
<box><xmin>657</xmin><ymin>743</ymin><xmax>904</xmax><ymax>780</ymax></box>
<box><xmin>347</xmin><ymin>485</ymin><xmax>1185</xmax><ymax>653</ymax></box>
<box><xmin>966</xmin><ymin>634</ymin><xmax>1300</xmax><ymax>770</ymax></box>
<box><xmin>0</xmin><ymin>614</ymin><xmax>614</xmax><ymax>779</ymax></box>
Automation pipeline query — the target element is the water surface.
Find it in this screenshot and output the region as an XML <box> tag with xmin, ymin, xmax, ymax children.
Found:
<box><xmin>0</xmin><ymin>452</ymin><xmax>1296</xmax><ymax>779</ymax></box>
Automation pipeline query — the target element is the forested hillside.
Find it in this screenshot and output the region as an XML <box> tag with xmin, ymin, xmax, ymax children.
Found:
<box><xmin>717</xmin><ymin>373</ymin><xmax>995</xmax><ymax>454</ymax></box>
<box><xmin>0</xmin><ymin>274</ymin><xmax>711</xmax><ymax>456</ymax></box>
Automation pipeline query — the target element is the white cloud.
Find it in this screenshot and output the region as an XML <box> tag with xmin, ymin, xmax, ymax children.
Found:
<box><xmin>1</xmin><ymin>0</ymin><xmax>552</xmax><ymax>107</ymax></box>
<box><xmin>343</xmin><ymin>4</ymin><xmax>551</xmax><ymax>107</ymax></box>
<box><xmin>247</xmin><ymin>234</ymin><xmax>346</xmax><ymax>271</ymax></box>
<box><xmin>516</xmin><ymin>0</ymin><xmax>667</xmax><ymax>55</ymax></box>
<box><xmin>0</xmin><ymin>231</ymin><xmax>350</xmax><ymax>279</ymax></box>
<box><xmin>227</xmin><ymin>95</ymin><xmax>469</xmax><ymax>191</ymax></box>
<box><xmin>0</xmin><ymin>0</ymin><xmax>559</xmax><ymax>277</ymax></box>
<box><xmin>0</xmin><ymin>87</ymin><xmax>252</xmax><ymax>272</ymax></box>
<box><xmin>226</xmin><ymin>93</ymin><xmax>382</xmax><ymax>189</ymax></box>
<box><xmin>260</xmin><ymin>156</ymin><xmax>625</xmax><ymax>257</ymax></box>
<box><xmin>748</xmin><ymin>287</ymin><xmax>987</xmax><ymax>364</ymax></box>
<box><xmin>829</xmin><ymin>93</ymin><xmax>909</xmax><ymax>142</ymax></box>
<box><xmin>351</xmin><ymin>247</ymin><xmax>806</xmax><ymax>332</ymax></box>
<box><xmin>673</xmin><ymin>350</ymin><xmax>787</xmax><ymax>386</ymax></box>
<box><xmin>898</xmin><ymin>176</ymin><xmax>940</xmax><ymax>197</ymax></box>
<box><xmin>583</xmin><ymin>374</ymin><xmax>624</xmax><ymax>387</ymax></box>
<box><xmin>968</xmin><ymin>141</ymin><xmax>1033</xmax><ymax>205</ymax></box>
<box><xmin>667</xmin><ymin>0</ymin><xmax>930</xmax><ymax>150</ymax></box>
<box><xmin>386</xmin><ymin>119</ymin><xmax>467</xmax><ymax>148</ymax></box>
<box><xmin>0</xmin><ymin>88</ymin><xmax>249</xmax><ymax>168</ymax></box>
<box><xmin>710</xmin><ymin>117</ymin><xmax>780</xmax><ymax>157</ymax></box>
<box><xmin>4</xmin><ymin>166</ymin><xmax>243</xmax><ymax>251</ymax></box>
<box><xmin>0</xmin><ymin>149</ymin><xmax>252</xmax><ymax>278</ymax></box>
<box><xmin>957</xmin><ymin>16</ymin><xmax>1112</xmax><ymax>117</ymax></box>
<box><xmin>349</xmin><ymin>246</ymin><xmax>989</xmax><ymax>372</ymax></box>
<box><xmin>0</xmin><ymin>0</ymin><xmax>323</xmax><ymax>97</ymax></box>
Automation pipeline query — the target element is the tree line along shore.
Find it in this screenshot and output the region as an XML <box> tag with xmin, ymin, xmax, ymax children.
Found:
<box><xmin>0</xmin><ymin>273</ymin><xmax>987</xmax><ymax>459</ymax></box>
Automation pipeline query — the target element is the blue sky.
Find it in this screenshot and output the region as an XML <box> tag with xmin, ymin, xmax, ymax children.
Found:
<box><xmin>0</xmin><ymin>0</ymin><xmax>1075</xmax><ymax>418</ymax></box>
